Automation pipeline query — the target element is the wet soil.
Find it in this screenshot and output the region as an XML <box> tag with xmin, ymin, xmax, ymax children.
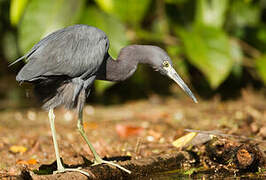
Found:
<box><xmin>0</xmin><ymin>90</ymin><xmax>265</xmax><ymax>179</ymax></box>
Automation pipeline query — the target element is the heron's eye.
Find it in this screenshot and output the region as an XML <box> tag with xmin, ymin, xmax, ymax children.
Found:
<box><xmin>163</xmin><ymin>61</ymin><xmax>169</xmax><ymax>68</ymax></box>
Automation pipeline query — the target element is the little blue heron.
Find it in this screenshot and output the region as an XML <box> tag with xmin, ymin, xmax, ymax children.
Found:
<box><xmin>11</xmin><ymin>24</ymin><xmax>197</xmax><ymax>176</ymax></box>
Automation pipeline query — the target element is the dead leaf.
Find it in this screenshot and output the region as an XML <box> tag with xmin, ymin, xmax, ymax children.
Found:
<box><xmin>84</xmin><ymin>122</ymin><xmax>98</xmax><ymax>130</ymax></box>
<box><xmin>148</xmin><ymin>130</ymin><xmax>162</xmax><ymax>139</ymax></box>
<box><xmin>116</xmin><ymin>124</ymin><xmax>144</xmax><ymax>138</ymax></box>
<box><xmin>9</xmin><ymin>145</ymin><xmax>27</xmax><ymax>154</ymax></box>
<box><xmin>16</xmin><ymin>158</ymin><xmax>37</xmax><ymax>165</ymax></box>
<box><xmin>16</xmin><ymin>160</ymin><xmax>27</xmax><ymax>165</ymax></box>
<box><xmin>172</xmin><ymin>132</ymin><xmax>198</xmax><ymax>149</ymax></box>
<box><xmin>27</xmin><ymin>158</ymin><xmax>37</xmax><ymax>165</ymax></box>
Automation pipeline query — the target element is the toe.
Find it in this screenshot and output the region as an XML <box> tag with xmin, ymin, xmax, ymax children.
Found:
<box><xmin>53</xmin><ymin>167</ymin><xmax>91</xmax><ymax>177</ymax></box>
<box><xmin>91</xmin><ymin>160</ymin><xmax>131</xmax><ymax>174</ymax></box>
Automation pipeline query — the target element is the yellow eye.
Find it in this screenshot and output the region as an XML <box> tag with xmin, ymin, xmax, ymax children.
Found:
<box><xmin>163</xmin><ymin>61</ymin><xmax>169</xmax><ymax>68</ymax></box>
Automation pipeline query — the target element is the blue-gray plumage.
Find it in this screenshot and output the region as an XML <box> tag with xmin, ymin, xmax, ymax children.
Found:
<box><xmin>12</xmin><ymin>24</ymin><xmax>197</xmax><ymax>176</ymax></box>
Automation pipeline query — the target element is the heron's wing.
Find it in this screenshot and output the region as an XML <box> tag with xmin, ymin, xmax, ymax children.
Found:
<box><xmin>10</xmin><ymin>26</ymin><xmax>77</xmax><ymax>67</ymax></box>
<box><xmin>16</xmin><ymin>25</ymin><xmax>109</xmax><ymax>82</ymax></box>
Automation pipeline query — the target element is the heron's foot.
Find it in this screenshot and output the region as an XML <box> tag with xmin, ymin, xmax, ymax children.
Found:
<box><xmin>92</xmin><ymin>158</ymin><xmax>131</xmax><ymax>174</ymax></box>
<box><xmin>53</xmin><ymin>167</ymin><xmax>91</xmax><ymax>177</ymax></box>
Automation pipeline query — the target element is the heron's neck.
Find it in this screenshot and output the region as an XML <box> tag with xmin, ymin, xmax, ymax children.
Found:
<box><xmin>97</xmin><ymin>45</ymin><xmax>150</xmax><ymax>82</ymax></box>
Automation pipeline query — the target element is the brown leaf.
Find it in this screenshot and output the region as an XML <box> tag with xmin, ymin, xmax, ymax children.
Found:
<box><xmin>27</xmin><ymin>158</ymin><xmax>37</xmax><ymax>165</ymax></box>
<box><xmin>84</xmin><ymin>122</ymin><xmax>98</xmax><ymax>130</ymax></box>
<box><xmin>16</xmin><ymin>158</ymin><xmax>37</xmax><ymax>165</ymax></box>
<box><xmin>116</xmin><ymin>124</ymin><xmax>144</xmax><ymax>138</ymax></box>
<box><xmin>16</xmin><ymin>160</ymin><xmax>28</xmax><ymax>165</ymax></box>
<box><xmin>148</xmin><ymin>130</ymin><xmax>162</xmax><ymax>139</ymax></box>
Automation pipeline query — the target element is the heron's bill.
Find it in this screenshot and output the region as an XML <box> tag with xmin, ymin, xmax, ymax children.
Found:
<box><xmin>165</xmin><ymin>65</ymin><xmax>198</xmax><ymax>103</ymax></box>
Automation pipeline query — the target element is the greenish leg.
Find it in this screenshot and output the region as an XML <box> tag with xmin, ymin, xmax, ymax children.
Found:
<box><xmin>48</xmin><ymin>109</ymin><xmax>91</xmax><ymax>177</ymax></box>
<box><xmin>77</xmin><ymin>110</ymin><xmax>131</xmax><ymax>174</ymax></box>
<box><xmin>48</xmin><ymin>109</ymin><xmax>64</xmax><ymax>171</ymax></box>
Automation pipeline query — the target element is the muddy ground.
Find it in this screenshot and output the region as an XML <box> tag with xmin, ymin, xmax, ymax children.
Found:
<box><xmin>0</xmin><ymin>90</ymin><xmax>265</xmax><ymax>179</ymax></box>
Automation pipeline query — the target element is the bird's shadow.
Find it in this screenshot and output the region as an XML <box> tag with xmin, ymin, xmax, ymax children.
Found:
<box><xmin>33</xmin><ymin>155</ymin><xmax>131</xmax><ymax>175</ymax></box>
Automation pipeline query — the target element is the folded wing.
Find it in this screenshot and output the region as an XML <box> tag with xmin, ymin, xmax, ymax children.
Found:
<box><xmin>16</xmin><ymin>25</ymin><xmax>109</xmax><ymax>82</ymax></box>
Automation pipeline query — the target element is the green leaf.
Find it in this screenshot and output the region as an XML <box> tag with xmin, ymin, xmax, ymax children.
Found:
<box><xmin>228</xmin><ymin>0</ymin><xmax>261</xmax><ymax>28</ymax></box>
<box><xmin>195</xmin><ymin>0</ymin><xmax>228</xmax><ymax>28</ymax></box>
<box><xmin>94</xmin><ymin>80</ymin><xmax>114</xmax><ymax>95</ymax></box>
<box><xmin>94</xmin><ymin>0</ymin><xmax>151</xmax><ymax>26</ymax></box>
<box><xmin>230</xmin><ymin>39</ymin><xmax>243</xmax><ymax>78</ymax></box>
<box><xmin>79</xmin><ymin>6</ymin><xmax>129</xmax><ymax>58</ymax></box>
<box><xmin>3</xmin><ymin>32</ymin><xmax>19</xmax><ymax>62</ymax></box>
<box><xmin>165</xmin><ymin>0</ymin><xmax>188</xmax><ymax>4</ymax></box>
<box><xmin>18</xmin><ymin>0</ymin><xmax>84</xmax><ymax>54</ymax></box>
<box><xmin>255</xmin><ymin>55</ymin><xmax>266</xmax><ymax>85</ymax></box>
<box><xmin>10</xmin><ymin>0</ymin><xmax>28</xmax><ymax>26</ymax></box>
<box><xmin>177</xmin><ymin>26</ymin><xmax>234</xmax><ymax>88</ymax></box>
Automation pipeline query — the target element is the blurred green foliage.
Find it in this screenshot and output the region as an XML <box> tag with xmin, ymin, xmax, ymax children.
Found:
<box><xmin>2</xmin><ymin>0</ymin><xmax>266</xmax><ymax>96</ymax></box>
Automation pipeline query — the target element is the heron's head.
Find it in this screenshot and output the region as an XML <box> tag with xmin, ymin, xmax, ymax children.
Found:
<box><xmin>146</xmin><ymin>46</ymin><xmax>198</xmax><ymax>103</ymax></box>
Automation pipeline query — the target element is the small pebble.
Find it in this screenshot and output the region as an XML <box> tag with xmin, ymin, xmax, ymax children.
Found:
<box><xmin>141</xmin><ymin>121</ymin><xmax>150</xmax><ymax>128</ymax></box>
<box><xmin>174</xmin><ymin>111</ymin><xmax>183</xmax><ymax>121</ymax></box>
<box><xmin>159</xmin><ymin>137</ymin><xmax>165</xmax><ymax>144</ymax></box>
<box><xmin>84</xmin><ymin>105</ymin><xmax>95</xmax><ymax>115</ymax></box>
<box><xmin>64</xmin><ymin>111</ymin><xmax>73</xmax><ymax>122</ymax></box>
<box><xmin>152</xmin><ymin>149</ymin><xmax>159</xmax><ymax>154</ymax></box>
<box><xmin>146</xmin><ymin>136</ymin><xmax>154</xmax><ymax>142</ymax></box>
<box><xmin>27</xmin><ymin>111</ymin><xmax>36</xmax><ymax>121</ymax></box>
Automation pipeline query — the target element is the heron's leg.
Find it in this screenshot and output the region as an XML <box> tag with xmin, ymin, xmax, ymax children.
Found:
<box><xmin>77</xmin><ymin>110</ymin><xmax>131</xmax><ymax>174</ymax></box>
<box><xmin>77</xmin><ymin>110</ymin><xmax>102</xmax><ymax>162</ymax></box>
<box><xmin>48</xmin><ymin>109</ymin><xmax>91</xmax><ymax>177</ymax></box>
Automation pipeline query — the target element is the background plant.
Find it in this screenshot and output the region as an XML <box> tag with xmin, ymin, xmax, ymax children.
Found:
<box><xmin>1</xmin><ymin>0</ymin><xmax>266</xmax><ymax>105</ymax></box>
